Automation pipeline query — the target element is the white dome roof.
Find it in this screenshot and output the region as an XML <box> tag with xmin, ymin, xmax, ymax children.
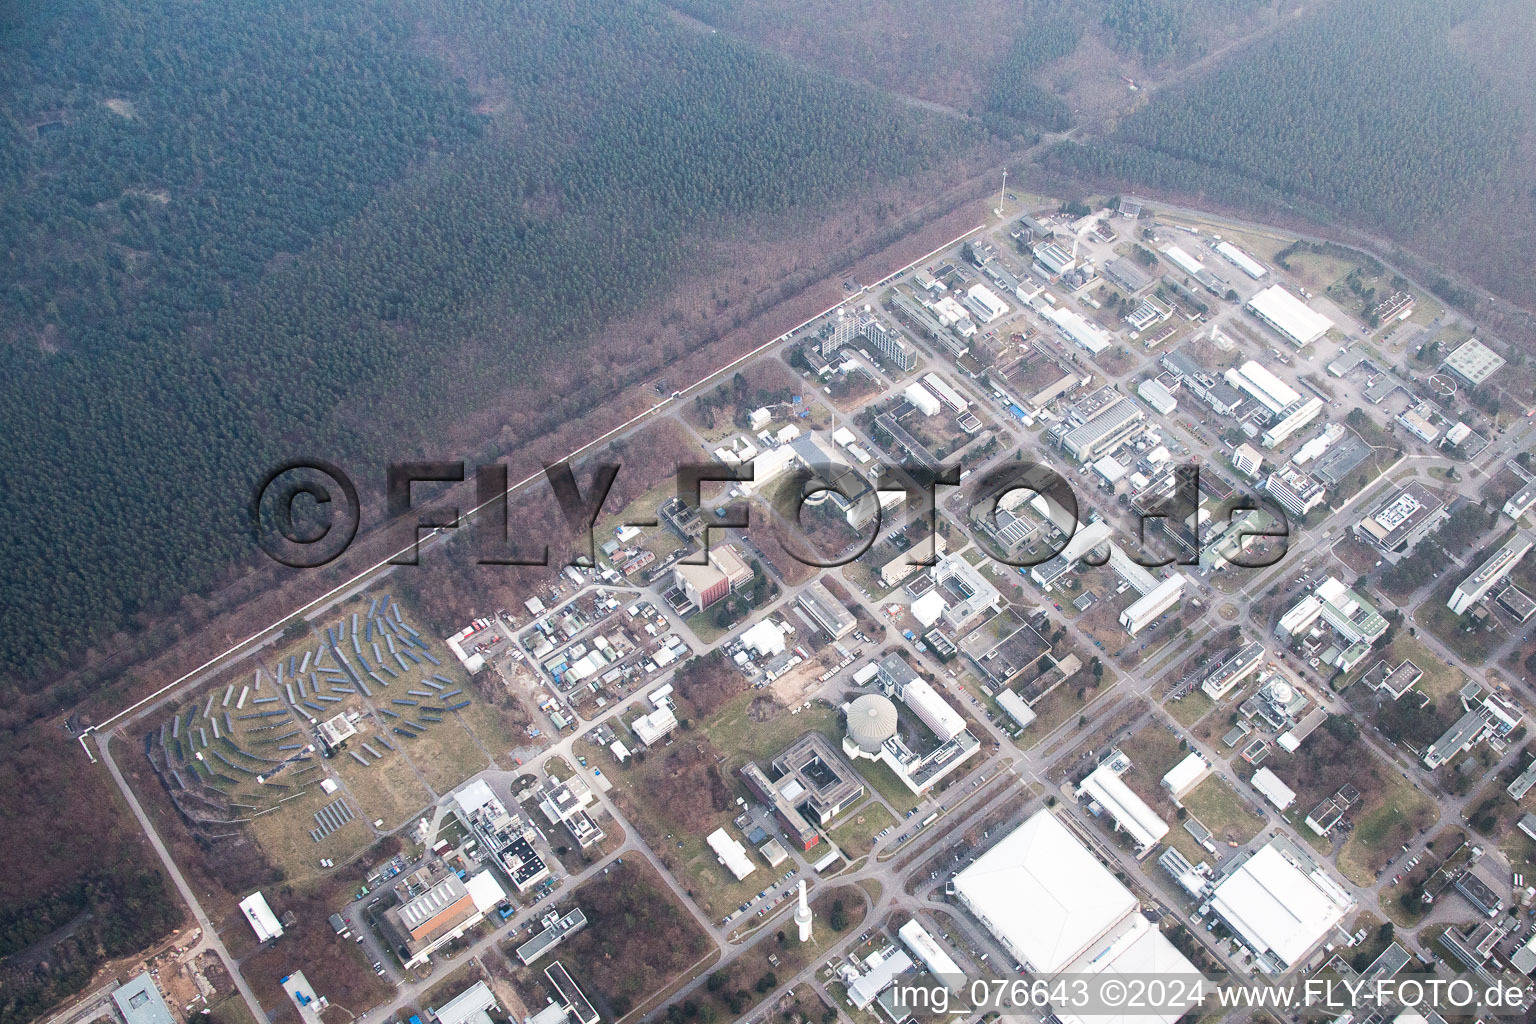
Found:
<box><xmin>1265</xmin><ymin>680</ymin><xmax>1294</xmax><ymax>705</ymax></box>
<box><xmin>846</xmin><ymin>693</ymin><xmax>898</xmax><ymax>752</ymax></box>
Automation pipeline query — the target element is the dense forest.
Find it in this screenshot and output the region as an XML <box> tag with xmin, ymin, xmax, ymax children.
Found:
<box><xmin>984</xmin><ymin>14</ymin><xmax>1079</xmax><ymax>132</ymax></box>
<box><xmin>0</xmin><ymin>0</ymin><xmax>962</xmax><ymax>690</ymax></box>
<box><xmin>0</xmin><ymin>865</ymin><xmax>180</xmax><ymax>1024</ymax></box>
<box><xmin>1050</xmin><ymin>0</ymin><xmax>1515</xmax><ymax>229</ymax></box>
<box><xmin>0</xmin><ymin>0</ymin><xmax>966</xmax><ymax>1016</ymax></box>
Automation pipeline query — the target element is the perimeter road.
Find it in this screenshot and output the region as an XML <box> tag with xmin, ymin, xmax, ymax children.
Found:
<box><xmin>79</xmin><ymin>221</ymin><xmax>986</xmax><ymax>761</ymax></box>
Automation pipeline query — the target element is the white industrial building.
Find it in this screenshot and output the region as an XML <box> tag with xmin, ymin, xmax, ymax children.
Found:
<box><xmin>1504</xmin><ymin>479</ymin><xmax>1536</xmax><ymax>522</ymax></box>
<box><xmin>1249</xmin><ymin>767</ymin><xmax>1296</xmax><ymax>811</ymax></box>
<box><xmin>996</xmin><ymin>689</ymin><xmax>1037</xmax><ymax>730</ymax></box>
<box><xmin>863</xmin><ymin>654</ymin><xmax>982</xmax><ymax>793</ymax></box>
<box><xmin>898</xmin><ymin>919</ymin><xmax>964</xmax><ymax>988</ymax></box>
<box><xmin>1226</xmin><ymin>361</ymin><xmax>1299</xmax><ymax>416</ymax></box>
<box><xmin>922</xmin><ymin>372</ymin><xmax>970</xmax><ymax>411</ymax></box>
<box><xmin>904</xmin><ymin>381</ymin><xmax>942</xmax><ymax>417</ymax></box>
<box><xmin>239</xmin><ymin>892</ymin><xmax>284</xmax><ymax>943</ymax></box>
<box><xmin>741</xmin><ymin>618</ymin><xmax>787</xmax><ymax>657</ymax></box>
<box><xmin>952</xmin><ymin>810</ymin><xmax>1198</xmax><ymax>1018</ymax></box>
<box><xmin>1232</xmin><ymin>444</ymin><xmax>1264</xmax><ymax>480</ymax></box>
<box><xmin>1041</xmin><ymin>303</ymin><xmax>1111</xmax><ymax>354</ymax></box>
<box><xmin>1119</xmin><ymin>575</ymin><xmax>1186</xmax><ymax>635</ymax></box>
<box><xmin>1449</xmin><ymin>531</ymin><xmax>1535</xmax><ymax>614</ymax></box>
<box><xmin>1162</xmin><ymin>245</ymin><xmax>1206</xmax><ymax>277</ymax></box>
<box><xmin>1078</xmin><ymin>753</ymin><xmax>1170</xmax><ymax>857</ymax></box>
<box><xmin>707</xmin><ymin>828</ymin><xmax>756</xmax><ymax>880</ymax></box>
<box><xmin>900</xmin><ymin>673</ymin><xmax>966</xmax><ymax>742</ymax></box>
<box><xmin>1441</xmin><ymin>337</ymin><xmax>1506</xmax><ymax>388</ymax></box>
<box><xmin>1208</xmin><ymin>838</ymin><xmax>1355</xmax><ymax>970</ymax></box>
<box><xmin>1215</xmin><ymin>241</ymin><xmax>1267</xmax><ymax>280</ymax></box>
<box><xmin>1162</xmin><ymin>752</ymin><xmax>1211</xmax><ymax>803</ymax></box>
<box><xmin>910</xmin><ymin>590</ymin><xmax>946</xmax><ymax>628</ymax></box>
<box><xmin>1261</xmin><ymin>397</ymin><xmax>1324</xmax><ymax>449</ymax></box>
<box><xmin>846</xmin><ymin>946</ymin><xmax>915</xmax><ymax>1010</ymax></box>
<box><xmin>1137</xmin><ymin>378</ymin><xmax>1178</xmax><ymax>415</ymax></box>
<box><xmin>1060</xmin><ymin>519</ymin><xmax>1113</xmax><ymax>563</ymax></box>
<box><xmin>434</xmin><ymin>981</ymin><xmax>499</xmax><ymax>1024</ymax></box>
<box><xmin>1292</xmin><ymin>424</ymin><xmax>1343</xmax><ymax>466</ymax></box>
<box><xmin>964</xmin><ymin>283</ymin><xmax>1010</xmax><ymax>323</ymax></box>
<box><xmin>631</xmin><ymin>705</ymin><xmax>678</xmax><ymax>747</ymax></box>
<box><xmin>1246</xmin><ymin>285</ymin><xmax>1335</xmax><ymax>348</ymax></box>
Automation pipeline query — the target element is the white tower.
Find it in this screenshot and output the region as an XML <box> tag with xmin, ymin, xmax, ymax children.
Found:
<box><xmin>794</xmin><ymin>879</ymin><xmax>812</xmax><ymax>942</ymax></box>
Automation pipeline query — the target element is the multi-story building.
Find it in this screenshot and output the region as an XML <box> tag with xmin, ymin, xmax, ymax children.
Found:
<box><xmin>1160</xmin><ymin>349</ymin><xmax>1245</xmax><ymax>416</ymax></box>
<box><xmin>671</xmin><ymin>543</ymin><xmax>754</xmax><ymax>610</ymax></box>
<box><xmin>1354</xmin><ymin>482</ymin><xmax>1449</xmax><ymax>554</ymax></box>
<box><xmin>1449</xmin><ymin>531</ymin><xmax>1535</xmax><ymax>614</ymax></box>
<box><xmin>797</xmin><ymin>580</ymin><xmax>855</xmax><ymax>639</ymax></box>
<box><xmin>1053</xmin><ymin>397</ymin><xmax>1145</xmax><ymax>463</ymax></box>
<box><xmin>1505</xmin><ymin>479</ymin><xmax>1536</xmax><ymax>522</ymax></box>
<box><xmin>1201</xmin><ymin>641</ymin><xmax>1265</xmax><ymax>700</ymax></box>
<box><xmin>1424</xmin><ymin>686</ymin><xmax>1524</xmax><ymax>769</ymax></box>
<box><xmin>864</xmin><ymin>654</ymin><xmax>982</xmax><ymax>793</ymax></box>
<box><xmin>1275</xmin><ymin>577</ymin><xmax>1387</xmax><ymax>672</ymax></box>
<box><xmin>1264</xmin><ymin>467</ymin><xmax>1326</xmax><ymax>517</ymax></box>
<box><xmin>1119</xmin><ymin>575</ymin><xmax>1186</xmax><ymax>635</ymax></box>
<box><xmin>1260</xmin><ymin>398</ymin><xmax>1324</xmax><ymax>449</ymax></box>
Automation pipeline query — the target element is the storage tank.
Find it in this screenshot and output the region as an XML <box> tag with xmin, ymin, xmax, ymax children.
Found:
<box><xmin>845</xmin><ymin>693</ymin><xmax>898</xmax><ymax>755</ymax></box>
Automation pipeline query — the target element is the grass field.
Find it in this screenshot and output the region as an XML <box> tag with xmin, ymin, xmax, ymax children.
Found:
<box><xmin>1337</xmin><ymin>773</ymin><xmax>1439</xmax><ymax>884</ymax></box>
<box><xmin>829</xmin><ymin>799</ymin><xmax>897</xmax><ymax>858</ymax></box>
<box><xmin>395</xmin><ymin>708</ymin><xmax>494</xmax><ymax>793</ymax></box>
<box><xmin>1351</xmin><ymin>631</ymin><xmax>1464</xmax><ymax>702</ymax></box>
<box><xmin>704</xmin><ymin>697</ymin><xmax>841</xmax><ymax>773</ymax></box>
<box><xmin>329</xmin><ymin>733</ymin><xmax>433</xmax><ymax>830</ymax></box>
<box><xmin>1166</xmin><ymin>689</ymin><xmax>1214</xmax><ymax>728</ymax></box>
<box><xmin>1019</xmin><ymin>684</ymin><xmax>1092</xmax><ymax>750</ymax></box>
<box><xmin>449</xmin><ymin>700</ymin><xmax>529</xmax><ymax>769</ymax></box>
<box><xmin>1180</xmin><ymin>776</ymin><xmax>1264</xmax><ymax>846</ymax></box>
<box><xmin>1413</xmin><ymin>585</ymin><xmax>1490</xmax><ymax>666</ymax></box>
<box><xmin>248</xmin><ymin>782</ymin><xmax>371</xmax><ymax>883</ymax></box>
<box><xmin>206</xmin><ymin>992</ymin><xmax>258</xmax><ymax>1024</ymax></box>
<box><xmin>850</xmin><ymin>754</ymin><xmax>921</xmax><ymax>817</ymax></box>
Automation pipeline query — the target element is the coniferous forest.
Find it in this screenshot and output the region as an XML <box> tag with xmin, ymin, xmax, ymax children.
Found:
<box><xmin>1049</xmin><ymin>0</ymin><xmax>1516</xmax><ymax>231</ymax></box>
<box><xmin>0</xmin><ymin>0</ymin><xmax>962</xmax><ymax>687</ymax></box>
<box><xmin>3</xmin><ymin>0</ymin><xmax>1535</xmax><ymax>1019</ymax></box>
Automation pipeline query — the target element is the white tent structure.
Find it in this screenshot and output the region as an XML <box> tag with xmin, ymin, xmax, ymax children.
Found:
<box><xmin>239</xmin><ymin>892</ymin><xmax>284</xmax><ymax>943</ymax></box>
<box><xmin>1208</xmin><ymin>840</ymin><xmax>1354</xmax><ymax>968</ymax></box>
<box><xmin>953</xmin><ymin>811</ymin><xmax>1198</xmax><ymax>1022</ymax></box>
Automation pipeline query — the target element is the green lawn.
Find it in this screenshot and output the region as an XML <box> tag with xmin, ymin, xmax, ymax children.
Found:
<box><xmin>1346</xmin><ymin>630</ymin><xmax>1464</xmax><ymax>701</ymax></box>
<box><xmin>1385</xmin><ymin>632</ymin><xmax>1465</xmax><ymax>702</ymax></box>
<box><xmin>828</xmin><ymin>799</ymin><xmax>897</xmax><ymax>858</ymax></box>
<box><xmin>703</xmin><ymin>698</ymin><xmax>840</xmax><ymax>774</ymax></box>
<box><xmin>1166</xmin><ymin>689</ymin><xmax>1215</xmax><ymax>728</ymax></box>
<box><xmin>1180</xmin><ymin>776</ymin><xmax>1264</xmax><ymax>846</ymax></box>
<box><xmin>1413</xmin><ymin>592</ymin><xmax>1489</xmax><ymax>666</ymax></box>
<box><xmin>850</xmin><ymin>755</ymin><xmax>921</xmax><ymax>817</ymax></box>
<box><xmin>1338</xmin><ymin>774</ymin><xmax>1439</xmax><ymax>884</ymax></box>
<box><xmin>1019</xmin><ymin>684</ymin><xmax>1091</xmax><ymax>750</ymax></box>
<box><xmin>207</xmin><ymin>992</ymin><xmax>258</xmax><ymax>1024</ymax></box>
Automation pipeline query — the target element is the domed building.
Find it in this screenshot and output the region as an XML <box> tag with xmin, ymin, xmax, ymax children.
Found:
<box><xmin>843</xmin><ymin>692</ymin><xmax>898</xmax><ymax>758</ymax></box>
<box><xmin>1262</xmin><ymin>679</ymin><xmax>1294</xmax><ymax>707</ymax></box>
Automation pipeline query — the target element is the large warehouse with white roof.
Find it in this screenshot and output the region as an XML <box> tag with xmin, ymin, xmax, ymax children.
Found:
<box><xmin>1246</xmin><ymin>285</ymin><xmax>1335</xmax><ymax>348</ymax></box>
<box><xmin>1078</xmin><ymin>756</ymin><xmax>1169</xmax><ymax>857</ymax></box>
<box><xmin>1208</xmin><ymin>837</ymin><xmax>1354</xmax><ymax>970</ymax></box>
<box><xmin>952</xmin><ymin>810</ymin><xmax>1198</xmax><ymax>1013</ymax></box>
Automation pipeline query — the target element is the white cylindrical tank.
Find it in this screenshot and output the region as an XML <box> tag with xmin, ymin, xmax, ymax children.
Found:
<box><xmin>846</xmin><ymin>693</ymin><xmax>898</xmax><ymax>755</ymax></box>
